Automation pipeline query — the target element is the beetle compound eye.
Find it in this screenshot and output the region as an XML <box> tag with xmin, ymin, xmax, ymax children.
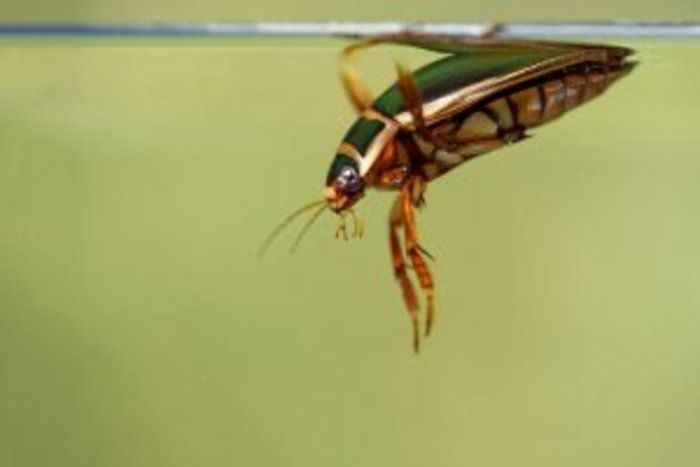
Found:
<box><xmin>337</xmin><ymin>166</ymin><xmax>363</xmax><ymax>194</ymax></box>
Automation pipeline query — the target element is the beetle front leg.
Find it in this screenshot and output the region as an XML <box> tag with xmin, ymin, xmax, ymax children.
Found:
<box><xmin>401</xmin><ymin>177</ymin><xmax>436</xmax><ymax>337</ymax></box>
<box><xmin>389</xmin><ymin>195</ymin><xmax>421</xmax><ymax>352</ymax></box>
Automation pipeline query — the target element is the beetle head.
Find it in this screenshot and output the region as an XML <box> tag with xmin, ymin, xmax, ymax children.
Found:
<box><xmin>324</xmin><ymin>154</ymin><xmax>365</xmax><ymax>213</ymax></box>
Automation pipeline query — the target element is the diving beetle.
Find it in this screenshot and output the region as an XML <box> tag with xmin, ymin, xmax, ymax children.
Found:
<box><xmin>262</xmin><ymin>34</ymin><xmax>636</xmax><ymax>352</ymax></box>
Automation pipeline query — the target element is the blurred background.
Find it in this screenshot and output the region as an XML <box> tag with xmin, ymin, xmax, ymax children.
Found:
<box><xmin>1</xmin><ymin>2</ymin><xmax>700</xmax><ymax>467</ymax></box>
<box><xmin>0</xmin><ymin>0</ymin><xmax>697</xmax><ymax>22</ymax></box>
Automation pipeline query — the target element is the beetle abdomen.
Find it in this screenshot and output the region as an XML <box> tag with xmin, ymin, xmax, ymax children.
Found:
<box><xmin>447</xmin><ymin>61</ymin><xmax>634</xmax><ymax>143</ymax></box>
<box><xmin>413</xmin><ymin>60</ymin><xmax>635</xmax><ymax>180</ymax></box>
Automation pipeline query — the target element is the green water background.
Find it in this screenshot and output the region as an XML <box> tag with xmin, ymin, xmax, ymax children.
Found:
<box><xmin>0</xmin><ymin>0</ymin><xmax>697</xmax><ymax>21</ymax></box>
<box><xmin>1</xmin><ymin>6</ymin><xmax>700</xmax><ymax>467</ymax></box>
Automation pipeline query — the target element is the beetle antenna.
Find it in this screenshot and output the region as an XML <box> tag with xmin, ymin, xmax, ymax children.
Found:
<box><xmin>290</xmin><ymin>203</ymin><xmax>328</xmax><ymax>253</ymax></box>
<box><xmin>258</xmin><ymin>199</ymin><xmax>326</xmax><ymax>258</ymax></box>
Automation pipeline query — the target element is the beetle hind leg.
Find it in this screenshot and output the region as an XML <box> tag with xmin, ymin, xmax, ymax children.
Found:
<box><xmin>401</xmin><ymin>178</ymin><xmax>437</xmax><ymax>337</ymax></box>
<box><xmin>389</xmin><ymin>196</ymin><xmax>421</xmax><ymax>352</ymax></box>
<box><xmin>340</xmin><ymin>38</ymin><xmax>383</xmax><ymax>114</ymax></box>
<box><xmin>387</xmin><ymin>177</ymin><xmax>438</xmax><ymax>351</ymax></box>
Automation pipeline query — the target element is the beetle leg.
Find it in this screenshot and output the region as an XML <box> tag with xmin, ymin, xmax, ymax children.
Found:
<box><xmin>389</xmin><ymin>195</ymin><xmax>421</xmax><ymax>352</ymax></box>
<box><xmin>335</xmin><ymin>212</ymin><xmax>349</xmax><ymax>240</ymax></box>
<box><xmin>395</xmin><ymin>63</ymin><xmax>451</xmax><ymax>151</ymax></box>
<box><xmin>347</xmin><ymin>208</ymin><xmax>364</xmax><ymax>238</ymax></box>
<box><xmin>395</xmin><ymin>63</ymin><xmax>428</xmax><ymax>133</ymax></box>
<box><xmin>340</xmin><ymin>38</ymin><xmax>382</xmax><ymax>114</ymax></box>
<box><xmin>401</xmin><ymin>177</ymin><xmax>436</xmax><ymax>337</ymax></box>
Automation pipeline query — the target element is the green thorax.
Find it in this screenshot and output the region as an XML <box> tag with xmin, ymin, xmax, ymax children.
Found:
<box><xmin>325</xmin><ymin>116</ymin><xmax>387</xmax><ymax>184</ymax></box>
<box><xmin>342</xmin><ymin>117</ymin><xmax>386</xmax><ymax>155</ymax></box>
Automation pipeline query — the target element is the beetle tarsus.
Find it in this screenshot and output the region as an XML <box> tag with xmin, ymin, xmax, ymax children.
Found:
<box><xmin>335</xmin><ymin>217</ymin><xmax>349</xmax><ymax>241</ymax></box>
<box><xmin>425</xmin><ymin>294</ymin><xmax>435</xmax><ymax>337</ymax></box>
<box><xmin>412</xmin><ymin>314</ymin><xmax>421</xmax><ymax>354</ymax></box>
<box><xmin>347</xmin><ymin>209</ymin><xmax>365</xmax><ymax>239</ymax></box>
